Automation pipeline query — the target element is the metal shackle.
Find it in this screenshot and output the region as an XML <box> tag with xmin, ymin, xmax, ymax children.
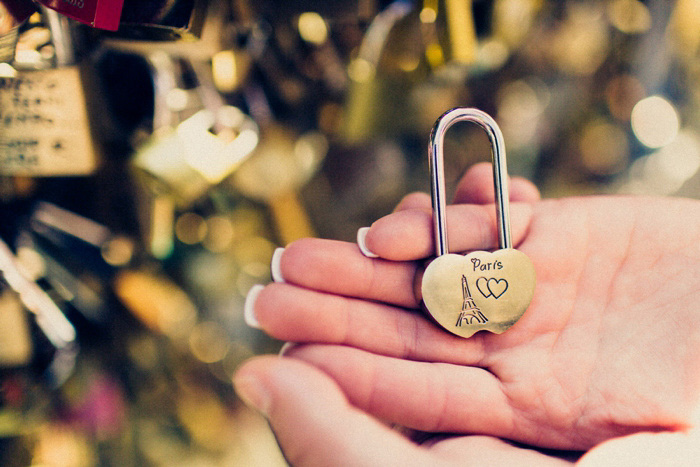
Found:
<box><xmin>429</xmin><ymin>108</ymin><xmax>512</xmax><ymax>256</ymax></box>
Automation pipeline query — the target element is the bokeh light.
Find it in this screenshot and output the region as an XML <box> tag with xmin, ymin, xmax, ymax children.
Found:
<box><xmin>298</xmin><ymin>12</ymin><xmax>328</xmax><ymax>45</ymax></box>
<box><xmin>631</xmin><ymin>95</ymin><xmax>680</xmax><ymax>148</ymax></box>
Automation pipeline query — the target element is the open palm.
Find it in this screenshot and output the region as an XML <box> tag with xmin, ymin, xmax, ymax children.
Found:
<box><xmin>242</xmin><ymin>164</ymin><xmax>700</xmax><ymax>454</ymax></box>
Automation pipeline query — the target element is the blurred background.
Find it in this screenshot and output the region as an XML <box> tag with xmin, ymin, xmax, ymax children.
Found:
<box><xmin>1</xmin><ymin>0</ymin><xmax>699</xmax><ymax>465</ymax></box>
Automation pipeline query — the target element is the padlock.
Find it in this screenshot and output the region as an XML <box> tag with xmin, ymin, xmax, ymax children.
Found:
<box><xmin>0</xmin><ymin>8</ymin><xmax>101</xmax><ymax>176</ymax></box>
<box><xmin>341</xmin><ymin>1</ymin><xmax>417</xmax><ymax>143</ymax></box>
<box><xmin>421</xmin><ymin>108</ymin><xmax>535</xmax><ymax>338</ymax></box>
<box><xmin>230</xmin><ymin>80</ymin><xmax>326</xmax><ymax>245</ymax></box>
<box><xmin>36</xmin><ymin>0</ymin><xmax>124</xmax><ymax>31</ymax></box>
<box><xmin>112</xmin><ymin>0</ymin><xmax>208</xmax><ymax>41</ymax></box>
<box><xmin>0</xmin><ymin>236</ymin><xmax>78</xmax><ymax>386</ymax></box>
<box><xmin>0</xmin><ymin>284</ymin><xmax>32</xmax><ymax>368</ymax></box>
<box><xmin>445</xmin><ymin>0</ymin><xmax>478</xmax><ymax>64</ymax></box>
<box><xmin>1</xmin><ymin>0</ymin><xmax>36</xmax><ymax>24</ymax></box>
<box><xmin>130</xmin><ymin>53</ymin><xmax>259</xmax><ymax>257</ymax></box>
<box><xmin>1</xmin><ymin>1</ymin><xmax>36</xmax><ymax>63</ymax></box>
<box><xmin>24</xmin><ymin>201</ymin><xmax>136</xmax><ymax>323</ymax></box>
<box><xmin>230</xmin><ymin>121</ymin><xmax>325</xmax><ymax>245</ymax></box>
<box><xmin>0</xmin><ymin>4</ymin><xmax>19</xmax><ymax>63</ymax></box>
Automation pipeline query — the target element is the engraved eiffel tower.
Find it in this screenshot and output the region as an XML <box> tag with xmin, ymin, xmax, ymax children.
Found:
<box><xmin>456</xmin><ymin>275</ymin><xmax>488</xmax><ymax>326</ymax></box>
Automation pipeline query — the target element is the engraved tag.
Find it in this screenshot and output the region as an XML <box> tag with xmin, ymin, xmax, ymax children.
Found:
<box><xmin>422</xmin><ymin>250</ymin><xmax>535</xmax><ymax>338</ymax></box>
<box><xmin>0</xmin><ymin>66</ymin><xmax>99</xmax><ymax>175</ymax></box>
<box><xmin>421</xmin><ymin>108</ymin><xmax>536</xmax><ymax>338</ymax></box>
<box><xmin>37</xmin><ymin>0</ymin><xmax>125</xmax><ymax>31</ymax></box>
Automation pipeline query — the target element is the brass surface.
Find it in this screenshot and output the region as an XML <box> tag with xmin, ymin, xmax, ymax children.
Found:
<box><xmin>422</xmin><ymin>249</ymin><xmax>535</xmax><ymax>338</ymax></box>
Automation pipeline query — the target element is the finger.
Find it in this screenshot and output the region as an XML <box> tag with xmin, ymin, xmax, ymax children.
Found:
<box><xmin>392</xmin><ymin>166</ymin><xmax>539</xmax><ymax>213</ymax></box>
<box><xmin>247</xmin><ymin>283</ymin><xmax>486</xmax><ymax>365</ymax></box>
<box><xmin>426</xmin><ymin>436</ymin><xmax>574</xmax><ymax>466</ymax></box>
<box><xmin>275</xmin><ymin>203</ymin><xmax>532</xmax><ymax>303</ymax></box>
<box><xmin>275</xmin><ymin>238</ymin><xmax>420</xmax><ymax>308</ymax></box>
<box><xmin>364</xmin><ymin>202</ymin><xmax>534</xmax><ymax>261</ymax></box>
<box><xmin>233</xmin><ymin>356</ymin><xmax>435</xmax><ymax>466</ymax></box>
<box><xmin>287</xmin><ymin>344</ymin><xmax>516</xmax><ymax>439</ymax></box>
<box><xmin>453</xmin><ymin>163</ymin><xmax>541</xmax><ymax>205</ymax></box>
<box><xmin>394</xmin><ymin>192</ymin><xmax>432</xmax><ymax>212</ymax></box>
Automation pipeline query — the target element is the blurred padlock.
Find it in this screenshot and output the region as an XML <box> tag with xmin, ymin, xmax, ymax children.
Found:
<box><xmin>100</xmin><ymin>0</ymin><xmax>231</xmax><ymax>68</ymax></box>
<box><xmin>0</xmin><ymin>284</ymin><xmax>32</xmax><ymax>368</ymax></box>
<box><xmin>343</xmin><ymin>0</ymin><xmax>483</xmax><ymax>142</ymax></box>
<box><xmin>131</xmin><ymin>53</ymin><xmax>259</xmax><ymax>257</ymax></box>
<box><xmin>22</xmin><ymin>201</ymin><xmax>136</xmax><ymax>324</ymax></box>
<box><xmin>0</xmin><ymin>4</ymin><xmax>19</xmax><ymax>63</ymax></box>
<box><xmin>419</xmin><ymin>0</ymin><xmax>480</xmax><ymax>67</ymax></box>
<box><xmin>113</xmin><ymin>267</ymin><xmax>197</xmax><ymax>340</ymax></box>
<box><xmin>133</xmin><ymin>54</ymin><xmax>259</xmax><ymax>203</ymax></box>
<box><xmin>36</xmin><ymin>0</ymin><xmax>124</xmax><ymax>31</ymax></box>
<box><xmin>0</xmin><ymin>236</ymin><xmax>78</xmax><ymax>387</ymax></box>
<box><xmin>0</xmin><ymin>8</ymin><xmax>102</xmax><ymax>175</ymax></box>
<box><xmin>491</xmin><ymin>0</ymin><xmax>542</xmax><ymax>51</ymax></box>
<box><xmin>231</xmin><ymin>83</ymin><xmax>326</xmax><ymax>245</ymax></box>
<box><xmin>231</xmin><ymin>122</ymin><xmax>325</xmax><ymax>245</ymax></box>
<box><xmin>444</xmin><ymin>0</ymin><xmax>478</xmax><ymax>65</ymax></box>
<box><xmin>1</xmin><ymin>0</ymin><xmax>35</xmax><ymax>23</ymax></box>
<box><xmin>0</xmin><ymin>0</ymin><xmax>35</xmax><ymax>63</ymax></box>
<box><xmin>248</xmin><ymin>0</ymin><xmax>378</xmax><ymax>22</ymax></box>
<box><xmin>341</xmin><ymin>1</ymin><xmax>419</xmax><ymax>143</ymax></box>
<box><xmin>112</xmin><ymin>0</ymin><xmax>208</xmax><ymax>41</ymax></box>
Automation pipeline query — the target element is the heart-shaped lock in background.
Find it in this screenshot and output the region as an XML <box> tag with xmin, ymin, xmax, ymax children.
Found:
<box><xmin>421</xmin><ymin>108</ymin><xmax>536</xmax><ymax>338</ymax></box>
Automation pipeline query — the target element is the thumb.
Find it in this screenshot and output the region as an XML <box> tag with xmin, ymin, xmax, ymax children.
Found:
<box><xmin>233</xmin><ymin>355</ymin><xmax>434</xmax><ymax>467</ymax></box>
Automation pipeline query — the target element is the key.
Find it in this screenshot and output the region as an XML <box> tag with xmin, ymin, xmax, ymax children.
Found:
<box><xmin>421</xmin><ymin>108</ymin><xmax>536</xmax><ymax>338</ymax></box>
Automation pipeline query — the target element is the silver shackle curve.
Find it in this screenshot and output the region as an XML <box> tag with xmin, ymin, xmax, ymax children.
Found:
<box><xmin>429</xmin><ymin>108</ymin><xmax>512</xmax><ymax>256</ymax></box>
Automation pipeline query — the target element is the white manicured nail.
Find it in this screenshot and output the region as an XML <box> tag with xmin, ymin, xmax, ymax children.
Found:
<box><xmin>357</xmin><ymin>227</ymin><xmax>379</xmax><ymax>258</ymax></box>
<box><xmin>244</xmin><ymin>285</ymin><xmax>264</xmax><ymax>329</ymax></box>
<box><xmin>278</xmin><ymin>342</ymin><xmax>298</xmax><ymax>357</ymax></box>
<box><xmin>271</xmin><ymin>247</ymin><xmax>285</xmax><ymax>283</ymax></box>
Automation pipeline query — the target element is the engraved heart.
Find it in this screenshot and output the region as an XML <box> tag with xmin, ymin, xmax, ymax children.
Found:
<box><xmin>476</xmin><ymin>277</ymin><xmax>509</xmax><ymax>299</ymax></box>
<box><xmin>421</xmin><ymin>249</ymin><xmax>536</xmax><ymax>338</ymax></box>
<box><xmin>490</xmin><ymin>278</ymin><xmax>509</xmax><ymax>298</ymax></box>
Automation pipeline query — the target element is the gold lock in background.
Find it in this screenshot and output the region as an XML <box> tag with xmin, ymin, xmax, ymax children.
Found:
<box><xmin>2</xmin><ymin>1</ymin><xmax>700</xmax><ymax>465</ymax></box>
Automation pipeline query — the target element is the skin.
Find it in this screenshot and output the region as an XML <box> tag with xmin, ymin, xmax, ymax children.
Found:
<box><xmin>234</xmin><ymin>163</ymin><xmax>700</xmax><ymax>465</ymax></box>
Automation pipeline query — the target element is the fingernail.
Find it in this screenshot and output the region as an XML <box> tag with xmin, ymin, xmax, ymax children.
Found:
<box><xmin>357</xmin><ymin>227</ymin><xmax>378</xmax><ymax>258</ymax></box>
<box><xmin>244</xmin><ymin>285</ymin><xmax>264</xmax><ymax>329</ymax></box>
<box><xmin>234</xmin><ymin>372</ymin><xmax>271</xmax><ymax>417</ymax></box>
<box><xmin>271</xmin><ymin>247</ymin><xmax>285</xmax><ymax>283</ymax></box>
<box><xmin>278</xmin><ymin>341</ymin><xmax>298</xmax><ymax>357</ymax></box>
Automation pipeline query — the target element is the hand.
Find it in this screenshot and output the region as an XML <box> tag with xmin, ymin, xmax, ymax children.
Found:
<box><xmin>234</xmin><ymin>355</ymin><xmax>575</xmax><ymax>466</ymax></box>
<box><xmin>235</xmin><ymin>354</ymin><xmax>700</xmax><ymax>466</ymax></box>
<box><xmin>237</xmin><ymin>163</ymin><xmax>700</xmax><ymax>451</ymax></box>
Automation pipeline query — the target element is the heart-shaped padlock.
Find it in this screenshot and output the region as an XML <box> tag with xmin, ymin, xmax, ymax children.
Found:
<box><xmin>421</xmin><ymin>108</ymin><xmax>535</xmax><ymax>338</ymax></box>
